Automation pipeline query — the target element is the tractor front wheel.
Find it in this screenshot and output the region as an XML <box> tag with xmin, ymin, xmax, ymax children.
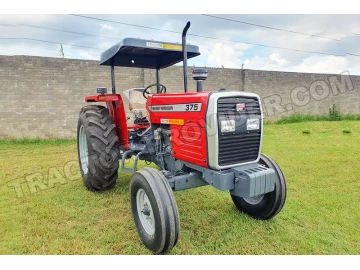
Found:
<box><xmin>130</xmin><ymin>168</ymin><xmax>180</xmax><ymax>254</ymax></box>
<box><xmin>231</xmin><ymin>154</ymin><xmax>287</xmax><ymax>220</ymax></box>
<box><xmin>77</xmin><ymin>105</ymin><xmax>120</xmax><ymax>192</ymax></box>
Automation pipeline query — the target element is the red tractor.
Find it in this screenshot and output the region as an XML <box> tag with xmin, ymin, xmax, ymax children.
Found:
<box><xmin>77</xmin><ymin>22</ymin><xmax>286</xmax><ymax>254</ymax></box>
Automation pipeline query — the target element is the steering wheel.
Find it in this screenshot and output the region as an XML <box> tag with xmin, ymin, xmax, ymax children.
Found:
<box><xmin>143</xmin><ymin>83</ymin><xmax>167</xmax><ymax>99</ymax></box>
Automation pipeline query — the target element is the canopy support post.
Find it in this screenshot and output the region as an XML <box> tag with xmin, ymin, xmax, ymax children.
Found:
<box><xmin>156</xmin><ymin>68</ymin><xmax>160</xmax><ymax>93</ymax></box>
<box><xmin>111</xmin><ymin>65</ymin><xmax>116</xmax><ymax>94</ymax></box>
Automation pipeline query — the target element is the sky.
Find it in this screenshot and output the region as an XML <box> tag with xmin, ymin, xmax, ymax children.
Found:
<box><xmin>1</xmin><ymin>14</ymin><xmax>360</xmax><ymax>75</ymax></box>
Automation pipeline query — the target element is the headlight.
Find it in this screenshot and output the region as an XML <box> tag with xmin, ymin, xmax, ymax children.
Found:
<box><xmin>247</xmin><ymin>118</ymin><xmax>260</xmax><ymax>130</ymax></box>
<box><xmin>220</xmin><ymin>119</ymin><xmax>235</xmax><ymax>132</ymax></box>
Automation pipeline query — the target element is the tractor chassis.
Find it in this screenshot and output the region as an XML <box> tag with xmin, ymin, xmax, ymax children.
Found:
<box><xmin>120</xmin><ymin>149</ymin><xmax>276</xmax><ymax>198</ymax></box>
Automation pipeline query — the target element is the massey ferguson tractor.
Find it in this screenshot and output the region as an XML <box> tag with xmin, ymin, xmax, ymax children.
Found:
<box><xmin>77</xmin><ymin>22</ymin><xmax>286</xmax><ymax>254</ymax></box>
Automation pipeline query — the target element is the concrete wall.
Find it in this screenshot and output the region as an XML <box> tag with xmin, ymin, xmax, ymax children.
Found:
<box><xmin>0</xmin><ymin>55</ymin><xmax>359</xmax><ymax>138</ymax></box>
<box><xmin>244</xmin><ymin>69</ymin><xmax>360</xmax><ymax>119</ymax></box>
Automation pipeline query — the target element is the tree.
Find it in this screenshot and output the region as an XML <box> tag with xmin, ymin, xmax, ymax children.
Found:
<box><xmin>59</xmin><ymin>44</ymin><xmax>64</xmax><ymax>58</ymax></box>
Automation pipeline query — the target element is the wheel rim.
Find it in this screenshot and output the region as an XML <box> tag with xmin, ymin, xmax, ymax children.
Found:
<box><xmin>136</xmin><ymin>188</ymin><xmax>155</xmax><ymax>235</ymax></box>
<box><xmin>79</xmin><ymin>125</ymin><xmax>89</xmax><ymax>174</ymax></box>
<box><xmin>243</xmin><ymin>194</ymin><xmax>264</xmax><ymax>205</ymax></box>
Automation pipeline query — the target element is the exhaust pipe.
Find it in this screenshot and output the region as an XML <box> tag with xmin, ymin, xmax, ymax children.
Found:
<box><xmin>182</xmin><ymin>21</ymin><xmax>190</xmax><ymax>93</ymax></box>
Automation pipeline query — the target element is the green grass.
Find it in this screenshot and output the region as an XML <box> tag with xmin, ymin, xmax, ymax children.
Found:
<box><xmin>265</xmin><ymin>113</ymin><xmax>360</xmax><ymax>125</ymax></box>
<box><xmin>0</xmin><ymin>138</ymin><xmax>74</xmax><ymax>146</ymax></box>
<box><xmin>1</xmin><ymin>121</ymin><xmax>360</xmax><ymax>254</ymax></box>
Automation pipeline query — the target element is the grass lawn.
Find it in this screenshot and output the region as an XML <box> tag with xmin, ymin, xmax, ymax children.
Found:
<box><xmin>0</xmin><ymin>121</ymin><xmax>359</xmax><ymax>255</ymax></box>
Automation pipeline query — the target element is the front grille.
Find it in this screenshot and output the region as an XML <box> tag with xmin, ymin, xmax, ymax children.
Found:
<box><xmin>217</xmin><ymin>97</ymin><xmax>261</xmax><ymax>115</ymax></box>
<box><xmin>217</xmin><ymin>96</ymin><xmax>261</xmax><ymax>166</ymax></box>
<box><xmin>218</xmin><ymin>132</ymin><xmax>261</xmax><ymax>165</ymax></box>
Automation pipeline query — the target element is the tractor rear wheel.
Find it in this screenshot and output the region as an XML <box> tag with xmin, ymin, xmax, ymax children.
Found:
<box><xmin>77</xmin><ymin>105</ymin><xmax>120</xmax><ymax>192</ymax></box>
<box><xmin>231</xmin><ymin>154</ymin><xmax>287</xmax><ymax>220</ymax></box>
<box><xmin>130</xmin><ymin>167</ymin><xmax>180</xmax><ymax>254</ymax></box>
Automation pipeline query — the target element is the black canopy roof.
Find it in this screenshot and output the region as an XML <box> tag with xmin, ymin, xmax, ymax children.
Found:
<box><xmin>100</xmin><ymin>38</ymin><xmax>200</xmax><ymax>69</ymax></box>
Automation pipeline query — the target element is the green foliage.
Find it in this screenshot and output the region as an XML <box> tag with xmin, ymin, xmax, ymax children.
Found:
<box><xmin>0</xmin><ymin>138</ymin><xmax>74</xmax><ymax>145</ymax></box>
<box><xmin>264</xmin><ymin>104</ymin><xmax>360</xmax><ymax>125</ymax></box>
<box><xmin>342</xmin><ymin>129</ymin><xmax>351</xmax><ymax>134</ymax></box>
<box><xmin>263</xmin><ymin>119</ymin><xmax>274</xmax><ymax>125</ymax></box>
<box><xmin>59</xmin><ymin>44</ymin><xmax>65</xmax><ymax>58</ymax></box>
<box><xmin>274</xmin><ymin>114</ymin><xmax>325</xmax><ymax>124</ymax></box>
<box><xmin>302</xmin><ymin>129</ymin><xmax>311</xmax><ymax>134</ymax></box>
<box><xmin>340</xmin><ymin>114</ymin><xmax>360</xmax><ymax>121</ymax></box>
<box><xmin>270</xmin><ymin>112</ymin><xmax>360</xmax><ymax>125</ymax></box>
<box><xmin>328</xmin><ymin>104</ymin><xmax>340</xmax><ymax>121</ymax></box>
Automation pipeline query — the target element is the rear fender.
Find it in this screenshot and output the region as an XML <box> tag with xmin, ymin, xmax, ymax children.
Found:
<box><xmin>85</xmin><ymin>94</ymin><xmax>129</xmax><ymax>149</ymax></box>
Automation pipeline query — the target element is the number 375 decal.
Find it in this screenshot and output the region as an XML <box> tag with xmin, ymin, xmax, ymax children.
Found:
<box><xmin>185</xmin><ymin>103</ymin><xmax>200</xmax><ymax>111</ymax></box>
<box><xmin>149</xmin><ymin>103</ymin><xmax>202</xmax><ymax>112</ymax></box>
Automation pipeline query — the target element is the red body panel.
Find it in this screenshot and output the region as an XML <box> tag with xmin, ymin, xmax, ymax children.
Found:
<box><xmin>86</xmin><ymin>92</ymin><xmax>211</xmax><ymax>167</ymax></box>
<box><xmin>147</xmin><ymin>92</ymin><xmax>211</xmax><ymax>168</ymax></box>
<box><xmin>85</xmin><ymin>94</ymin><xmax>129</xmax><ymax>149</ymax></box>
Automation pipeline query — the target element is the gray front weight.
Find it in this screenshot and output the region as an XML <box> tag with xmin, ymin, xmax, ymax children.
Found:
<box><xmin>230</xmin><ymin>165</ymin><xmax>275</xmax><ymax>198</ymax></box>
<box><xmin>181</xmin><ymin>162</ymin><xmax>275</xmax><ymax>198</ymax></box>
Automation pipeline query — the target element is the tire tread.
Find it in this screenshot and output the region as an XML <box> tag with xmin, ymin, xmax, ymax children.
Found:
<box><xmin>130</xmin><ymin>167</ymin><xmax>180</xmax><ymax>254</ymax></box>
<box><xmin>77</xmin><ymin>105</ymin><xmax>119</xmax><ymax>192</ymax></box>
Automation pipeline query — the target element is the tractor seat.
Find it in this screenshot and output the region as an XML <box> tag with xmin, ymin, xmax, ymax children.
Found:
<box><xmin>124</xmin><ymin>88</ymin><xmax>150</xmax><ymax>126</ymax></box>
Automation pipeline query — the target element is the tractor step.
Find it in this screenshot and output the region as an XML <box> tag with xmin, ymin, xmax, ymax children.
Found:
<box><xmin>121</xmin><ymin>150</ymin><xmax>143</xmax><ymax>173</ymax></box>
